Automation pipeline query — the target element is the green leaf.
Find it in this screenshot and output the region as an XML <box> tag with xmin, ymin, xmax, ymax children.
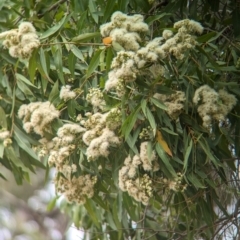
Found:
<box><xmin>155</xmin><ymin>143</ymin><xmax>176</xmax><ymax>177</ymax></box>
<box><xmin>233</xmin><ymin>8</ymin><xmax>240</xmax><ymax>38</ymax></box>
<box><xmin>73</xmin><ymin>205</ymin><xmax>81</xmax><ymax>229</ymax></box>
<box><xmin>70</xmin><ymin>45</ymin><xmax>85</xmax><ymax>62</ymax></box>
<box><xmin>188</xmin><ymin>174</ymin><xmax>205</xmax><ymax>189</ymax></box>
<box><xmin>0</xmin><ymin>107</ymin><xmax>7</xmax><ymax>128</ymax></box>
<box><xmin>106</xmin><ymin>47</ymin><xmax>114</xmax><ymax>71</ymax></box>
<box><xmin>53</xmin><ymin>45</ymin><xmax>65</xmax><ymax>84</ymax></box>
<box><xmin>5</xmin><ymin>146</ymin><xmax>30</xmax><ymax>172</ymax></box>
<box><xmin>161</xmin><ymin>127</ymin><xmax>178</xmax><ymax>136</ymax></box>
<box><xmin>117</xmin><ymin>0</ymin><xmax>129</xmax><ymax>12</ymax></box>
<box><xmin>106</xmin><ymin>211</ymin><xmax>117</xmax><ymax>230</ymax></box>
<box><xmin>67</xmin><ymin>100</ymin><xmax>76</xmax><ymax>119</ymax></box>
<box><xmin>84</xmin><ymin>199</ymin><xmax>100</xmax><ymax>228</ymax></box>
<box><xmin>126</xmin><ymin>134</ymin><xmax>139</xmax><ymax>154</ymax></box>
<box><xmin>40</xmin><ymin>14</ymin><xmax>71</xmax><ymax>39</ymax></box>
<box><xmin>0</xmin><ymin>172</ymin><xmax>7</xmax><ymax>180</ymax></box>
<box><xmin>146</xmin><ymin>13</ymin><xmax>171</xmax><ymax>25</ymax></box>
<box><xmin>17</xmin><ymin>80</ymin><xmax>35</xmax><ymax>98</ymax></box>
<box><xmin>145</xmin><ymin>107</ymin><xmax>156</xmax><ymax>135</ymax></box>
<box><xmin>150</xmin><ymin>97</ymin><xmax>167</xmax><ymax>110</ymax></box>
<box><xmin>49</xmin><ymin>80</ymin><xmax>59</xmax><ymax>103</ymax></box>
<box><xmin>113</xmin><ymin>199</ymin><xmax>122</xmax><ymax>240</ymax></box>
<box><xmin>197</xmin><ymin>32</ymin><xmax>217</xmax><ymax>43</ymax></box>
<box><xmin>13</xmin><ymin>131</ymin><xmax>37</xmax><ymax>160</ymax></box>
<box><xmin>122</xmin><ymin>192</ymin><xmax>138</xmax><ymax>221</ymax></box>
<box><xmin>86</xmin><ymin>49</ymin><xmax>103</xmax><ymax>78</ymax></box>
<box><xmin>72</xmin><ymin>32</ymin><xmax>101</xmax><ymax>42</ymax></box>
<box><xmin>141</xmin><ymin>99</ymin><xmax>147</xmax><ymax>116</ymax></box>
<box><xmin>198</xmin><ymin>138</ymin><xmax>219</xmax><ymax>167</ymax></box>
<box><xmin>112</xmin><ymin>41</ymin><xmax>125</xmax><ymax>52</ymax></box>
<box><xmin>102</xmin><ymin>0</ymin><xmax>116</xmax><ymax>22</ymax></box>
<box><xmin>112</xmin><ymin>199</ymin><xmax>122</xmax><ymax>229</ymax></box>
<box><xmin>28</xmin><ymin>49</ymin><xmax>37</xmax><ymax>83</ymax></box>
<box><xmin>121</xmin><ymin>105</ymin><xmax>141</xmax><ymax>139</ymax></box>
<box><xmin>88</xmin><ymin>0</ymin><xmax>99</xmax><ymax>23</ymax></box>
<box><xmin>39</xmin><ymin>48</ymin><xmax>52</xmax><ymax>82</ymax></box>
<box><xmin>0</xmin><ymin>143</ymin><xmax>4</xmax><ymax>158</ymax></box>
<box><xmin>47</xmin><ymin>196</ymin><xmax>58</xmax><ymax>211</ymax></box>
<box><xmin>68</xmin><ymin>52</ymin><xmax>77</xmax><ymax>77</ymax></box>
<box><xmin>13</xmin><ymin>125</ymin><xmax>39</xmax><ymax>145</ymax></box>
<box><xmin>92</xmin><ymin>195</ymin><xmax>108</xmax><ymax>210</ymax></box>
<box><xmin>16</xmin><ymin>73</ymin><xmax>37</xmax><ymax>88</ymax></box>
<box><xmin>183</xmin><ymin>139</ymin><xmax>193</xmax><ymax>173</ymax></box>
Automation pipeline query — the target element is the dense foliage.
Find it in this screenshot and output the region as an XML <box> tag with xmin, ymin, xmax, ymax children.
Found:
<box><xmin>1</xmin><ymin>0</ymin><xmax>240</xmax><ymax>239</ymax></box>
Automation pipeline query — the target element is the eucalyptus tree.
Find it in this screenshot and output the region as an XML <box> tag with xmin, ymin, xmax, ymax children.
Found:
<box><xmin>0</xmin><ymin>0</ymin><xmax>240</xmax><ymax>239</ymax></box>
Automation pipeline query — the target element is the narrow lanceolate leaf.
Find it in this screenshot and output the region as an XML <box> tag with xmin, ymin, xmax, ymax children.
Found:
<box><xmin>84</xmin><ymin>199</ymin><xmax>100</xmax><ymax>228</ymax></box>
<box><xmin>70</xmin><ymin>45</ymin><xmax>85</xmax><ymax>62</ymax></box>
<box><xmin>53</xmin><ymin>45</ymin><xmax>65</xmax><ymax>84</ymax></box>
<box><xmin>48</xmin><ymin>80</ymin><xmax>59</xmax><ymax>103</ymax></box>
<box><xmin>16</xmin><ymin>73</ymin><xmax>37</xmax><ymax>88</ymax></box>
<box><xmin>156</xmin><ymin>143</ymin><xmax>176</xmax><ymax>177</ymax></box>
<box><xmin>0</xmin><ymin>107</ymin><xmax>7</xmax><ymax>128</ymax></box>
<box><xmin>112</xmin><ymin>41</ymin><xmax>125</xmax><ymax>51</ymax></box>
<box><xmin>150</xmin><ymin>97</ymin><xmax>167</xmax><ymax>110</ymax></box>
<box><xmin>0</xmin><ymin>143</ymin><xmax>4</xmax><ymax>158</ymax></box>
<box><xmin>5</xmin><ymin>147</ymin><xmax>29</xmax><ymax>172</ymax></box>
<box><xmin>121</xmin><ymin>105</ymin><xmax>141</xmax><ymax>139</ymax></box>
<box><xmin>86</xmin><ymin>49</ymin><xmax>103</xmax><ymax>78</ymax></box>
<box><xmin>72</xmin><ymin>32</ymin><xmax>101</xmax><ymax>42</ymax></box>
<box><xmin>28</xmin><ymin>50</ymin><xmax>37</xmax><ymax>83</ymax></box>
<box><xmin>156</xmin><ymin>130</ymin><xmax>173</xmax><ymax>157</ymax></box>
<box><xmin>47</xmin><ymin>196</ymin><xmax>58</xmax><ymax>211</ymax></box>
<box><xmin>40</xmin><ymin>14</ymin><xmax>71</xmax><ymax>39</ymax></box>
<box><xmin>183</xmin><ymin>139</ymin><xmax>193</xmax><ymax>172</ymax></box>
<box><xmin>198</xmin><ymin>138</ymin><xmax>219</xmax><ymax>167</ymax></box>
<box><xmin>39</xmin><ymin>48</ymin><xmax>51</xmax><ymax>82</ymax></box>
<box><xmin>146</xmin><ymin>107</ymin><xmax>156</xmax><ymax>135</ymax></box>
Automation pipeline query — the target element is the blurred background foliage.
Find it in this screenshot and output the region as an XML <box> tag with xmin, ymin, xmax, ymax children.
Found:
<box><xmin>0</xmin><ymin>0</ymin><xmax>240</xmax><ymax>239</ymax></box>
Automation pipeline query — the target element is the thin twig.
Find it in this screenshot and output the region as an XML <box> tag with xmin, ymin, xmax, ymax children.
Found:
<box><xmin>148</xmin><ymin>0</ymin><xmax>169</xmax><ymax>14</ymax></box>
<box><xmin>38</xmin><ymin>0</ymin><xmax>68</xmax><ymax>18</ymax></box>
<box><xmin>40</xmin><ymin>42</ymin><xmax>106</xmax><ymax>47</ymax></box>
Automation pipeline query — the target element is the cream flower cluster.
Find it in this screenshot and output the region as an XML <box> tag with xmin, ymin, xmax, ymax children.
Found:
<box><xmin>100</xmin><ymin>11</ymin><xmax>149</xmax><ymax>51</ymax></box>
<box><xmin>0</xmin><ymin>130</ymin><xmax>12</xmax><ymax>147</ymax></box>
<box><xmin>193</xmin><ymin>85</ymin><xmax>237</xmax><ymax>128</ymax></box>
<box><xmin>102</xmin><ymin>12</ymin><xmax>203</xmax><ymax>96</ymax></box>
<box><xmin>158</xmin><ymin>173</ymin><xmax>187</xmax><ymax>192</ymax></box>
<box><xmin>154</xmin><ymin>91</ymin><xmax>186</xmax><ymax>119</ymax></box>
<box><xmin>105</xmin><ymin>51</ymin><xmax>138</xmax><ymax>96</ymax></box>
<box><xmin>118</xmin><ymin>142</ymin><xmax>159</xmax><ymax>205</ymax></box>
<box><xmin>18</xmin><ymin>101</ymin><xmax>60</xmax><ymax>137</ymax></box>
<box><xmin>59</xmin><ymin>85</ymin><xmax>76</xmax><ymax>101</ymax></box>
<box><xmin>119</xmin><ymin>155</ymin><xmax>153</xmax><ymax>205</ymax></box>
<box><xmin>0</xmin><ymin>22</ymin><xmax>40</xmax><ymax>59</ymax></box>
<box><xmin>81</xmin><ymin>110</ymin><xmax>121</xmax><ymax>161</ymax></box>
<box><xmin>47</xmin><ymin>123</ymin><xmax>97</xmax><ymax>204</ymax></box>
<box><xmin>55</xmin><ymin>174</ymin><xmax>97</xmax><ymax>205</ymax></box>
<box><xmin>48</xmin><ymin>123</ymin><xmax>86</xmax><ymax>173</ymax></box>
<box><xmin>140</xmin><ymin>141</ymin><xmax>160</xmax><ymax>171</ymax></box>
<box><xmin>86</xmin><ymin>88</ymin><xmax>106</xmax><ymax>110</ymax></box>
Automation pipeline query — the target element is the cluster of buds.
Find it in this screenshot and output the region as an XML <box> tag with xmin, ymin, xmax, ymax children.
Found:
<box><xmin>139</xmin><ymin>126</ymin><xmax>154</xmax><ymax>140</ymax></box>
<box><xmin>158</xmin><ymin>172</ymin><xmax>187</xmax><ymax>192</ymax></box>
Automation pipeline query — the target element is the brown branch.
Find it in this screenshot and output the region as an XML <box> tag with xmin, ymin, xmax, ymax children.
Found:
<box><xmin>40</xmin><ymin>42</ymin><xmax>105</xmax><ymax>47</ymax></box>
<box><xmin>38</xmin><ymin>0</ymin><xmax>67</xmax><ymax>18</ymax></box>
<box><xmin>148</xmin><ymin>0</ymin><xmax>169</xmax><ymax>14</ymax></box>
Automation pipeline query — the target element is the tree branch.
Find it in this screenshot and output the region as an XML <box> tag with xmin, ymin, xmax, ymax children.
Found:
<box><xmin>38</xmin><ymin>0</ymin><xmax>67</xmax><ymax>18</ymax></box>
